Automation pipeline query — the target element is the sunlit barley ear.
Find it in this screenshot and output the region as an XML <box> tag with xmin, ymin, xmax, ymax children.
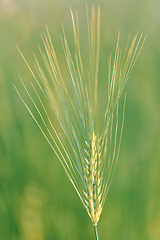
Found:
<box><xmin>14</xmin><ymin>4</ymin><xmax>146</xmax><ymax>240</ymax></box>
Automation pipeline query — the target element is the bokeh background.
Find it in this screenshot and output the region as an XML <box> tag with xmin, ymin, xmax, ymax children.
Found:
<box><xmin>0</xmin><ymin>0</ymin><xmax>160</xmax><ymax>239</ymax></box>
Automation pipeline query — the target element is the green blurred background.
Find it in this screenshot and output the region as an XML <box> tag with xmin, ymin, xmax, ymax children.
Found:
<box><xmin>0</xmin><ymin>0</ymin><xmax>160</xmax><ymax>239</ymax></box>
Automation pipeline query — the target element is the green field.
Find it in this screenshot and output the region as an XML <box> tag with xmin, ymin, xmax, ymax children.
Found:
<box><xmin>0</xmin><ymin>0</ymin><xmax>160</xmax><ymax>239</ymax></box>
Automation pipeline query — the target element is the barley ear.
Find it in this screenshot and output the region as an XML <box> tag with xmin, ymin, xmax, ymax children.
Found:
<box><xmin>15</xmin><ymin>4</ymin><xmax>146</xmax><ymax>239</ymax></box>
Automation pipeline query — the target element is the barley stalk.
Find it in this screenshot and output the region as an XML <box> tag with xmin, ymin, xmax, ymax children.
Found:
<box><xmin>14</xmin><ymin>4</ymin><xmax>146</xmax><ymax>239</ymax></box>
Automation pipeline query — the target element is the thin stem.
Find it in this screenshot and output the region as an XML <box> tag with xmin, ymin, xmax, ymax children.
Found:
<box><xmin>94</xmin><ymin>225</ymin><xmax>99</xmax><ymax>240</ymax></box>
